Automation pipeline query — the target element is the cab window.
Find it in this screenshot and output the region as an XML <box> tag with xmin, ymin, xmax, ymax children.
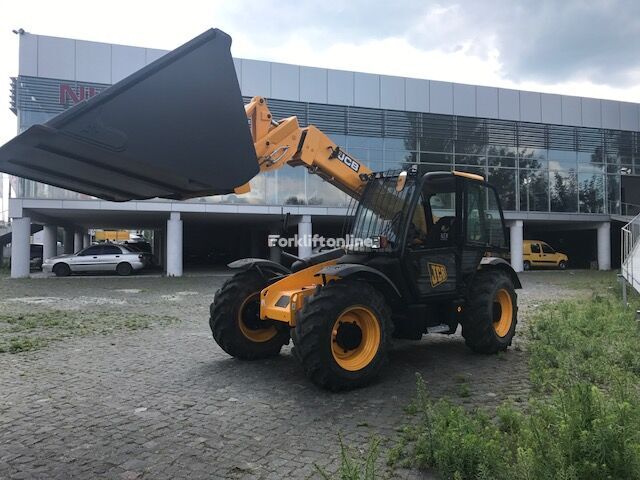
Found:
<box><xmin>465</xmin><ymin>183</ymin><xmax>506</xmax><ymax>249</ymax></box>
<box><xmin>102</xmin><ymin>245</ymin><xmax>123</xmax><ymax>255</ymax></box>
<box><xmin>542</xmin><ymin>244</ymin><xmax>555</xmax><ymax>254</ymax></box>
<box><xmin>79</xmin><ymin>246</ymin><xmax>103</xmax><ymax>256</ymax></box>
<box><xmin>530</xmin><ymin>243</ymin><xmax>541</xmax><ymax>254</ymax></box>
<box><xmin>413</xmin><ymin>178</ymin><xmax>457</xmax><ymax>247</ymax></box>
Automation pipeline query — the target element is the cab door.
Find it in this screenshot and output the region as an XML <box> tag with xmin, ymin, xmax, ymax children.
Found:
<box><xmin>403</xmin><ymin>178</ymin><xmax>458</xmax><ymax>300</ymax></box>
<box><xmin>73</xmin><ymin>245</ymin><xmax>103</xmax><ymax>272</ymax></box>
<box><xmin>96</xmin><ymin>245</ymin><xmax>120</xmax><ymax>271</ymax></box>
<box><xmin>529</xmin><ymin>242</ymin><xmax>542</xmax><ymax>265</ymax></box>
<box><xmin>540</xmin><ymin>243</ymin><xmax>558</xmax><ymax>266</ymax></box>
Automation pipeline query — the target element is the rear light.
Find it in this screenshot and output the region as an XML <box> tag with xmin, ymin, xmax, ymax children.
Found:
<box><xmin>138</xmin><ymin>254</ymin><xmax>143</xmax><ymax>259</ymax></box>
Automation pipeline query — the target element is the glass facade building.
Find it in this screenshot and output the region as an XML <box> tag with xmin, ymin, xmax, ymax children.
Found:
<box><xmin>12</xmin><ymin>88</ymin><xmax>639</xmax><ymax>216</ymax></box>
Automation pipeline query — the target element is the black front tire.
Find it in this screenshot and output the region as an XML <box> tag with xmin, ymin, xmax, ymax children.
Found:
<box><xmin>462</xmin><ymin>270</ymin><xmax>517</xmax><ymax>354</ymax></box>
<box><xmin>558</xmin><ymin>260</ymin><xmax>567</xmax><ymax>270</ymax></box>
<box><xmin>210</xmin><ymin>270</ymin><xmax>289</xmax><ymax>360</ymax></box>
<box><xmin>292</xmin><ymin>280</ymin><xmax>392</xmax><ymax>391</ymax></box>
<box><xmin>52</xmin><ymin>263</ymin><xmax>71</xmax><ymax>277</ymax></box>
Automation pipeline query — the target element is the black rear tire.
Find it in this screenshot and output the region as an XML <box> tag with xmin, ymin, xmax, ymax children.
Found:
<box><xmin>292</xmin><ymin>280</ymin><xmax>392</xmax><ymax>391</ymax></box>
<box><xmin>523</xmin><ymin>260</ymin><xmax>531</xmax><ymax>271</ymax></box>
<box><xmin>53</xmin><ymin>263</ymin><xmax>71</xmax><ymax>277</ymax></box>
<box><xmin>462</xmin><ymin>270</ymin><xmax>517</xmax><ymax>354</ymax></box>
<box><xmin>210</xmin><ymin>270</ymin><xmax>289</xmax><ymax>360</ymax></box>
<box><xmin>116</xmin><ymin>262</ymin><xmax>133</xmax><ymax>276</ymax></box>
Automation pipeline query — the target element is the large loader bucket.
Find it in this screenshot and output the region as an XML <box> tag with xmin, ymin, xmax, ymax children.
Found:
<box><xmin>0</xmin><ymin>29</ymin><xmax>258</xmax><ymax>202</ymax></box>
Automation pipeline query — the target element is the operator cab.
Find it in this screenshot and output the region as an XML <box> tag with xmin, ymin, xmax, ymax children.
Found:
<box><xmin>343</xmin><ymin>169</ymin><xmax>509</xmax><ymax>301</ymax></box>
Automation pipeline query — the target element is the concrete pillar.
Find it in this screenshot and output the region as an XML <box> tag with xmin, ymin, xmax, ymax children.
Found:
<box><xmin>166</xmin><ymin>212</ymin><xmax>183</xmax><ymax>277</ymax></box>
<box><xmin>63</xmin><ymin>228</ymin><xmax>74</xmax><ymax>254</ymax></box>
<box><xmin>10</xmin><ymin>217</ymin><xmax>31</xmax><ymax>278</ymax></box>
<box><xmin>42</xmin><ymin>225</ymin><xmax>57</xmax><ymax>260</ymax></box>
<box><xmin>597</xmin><ymin>222</ymin><xmax>611</xmax><ymax>271</ymax></box>
<box><xmin>74</xmin><ymin>230</ymin><xmax>83</xmax><ymax>253</ymax></box>
<box><xmin>509</xmin><ymin>220</ymin><xmax>524</xmax><ymax>273</ymax></box>
<box><xmin>298</xmin><ymin>215</ymin><xmax>312</xmax><ymax>259</ymax></box>
<box><xmin>83</xmin><ymin>233</ymin><xmax>90</xmax><ymax>249</ymax></box>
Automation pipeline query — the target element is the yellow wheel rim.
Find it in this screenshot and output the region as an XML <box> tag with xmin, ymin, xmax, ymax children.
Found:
<box><xmin>493</xmin><ymin>289</ymin><xmax>513</xmax><ymax>337</ymax></box>
<box><xmin>237</xmin><ymin>293</ymin><xmax>278</xmax><ymax>343</ymax></box>
<box><xmin>331</xmin><ymin>306</ymin><xmax>381</xmax><ymax>371</ymax></box>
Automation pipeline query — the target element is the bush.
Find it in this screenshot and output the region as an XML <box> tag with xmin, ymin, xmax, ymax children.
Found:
<box><xmin>316</xmin><ymin>436</ymin><xmax>380</xmax><ymax>480</ymax></box>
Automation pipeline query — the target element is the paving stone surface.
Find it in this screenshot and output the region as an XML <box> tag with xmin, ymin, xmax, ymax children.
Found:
<box><xmin>0</xmin><ymin>270</ymin><xmax>592</xmax><ymax>479</ymax></box>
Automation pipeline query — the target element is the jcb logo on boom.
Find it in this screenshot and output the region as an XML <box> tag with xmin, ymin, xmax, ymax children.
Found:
<box><xmin>428</xmin><ymin>262</ymin><xmax>448</xmax><ymax>288</ymax></box>
<box><xmin>336</xmin><ymin>151</ymin><xmax>361</xmax><ymax>172</ymax></box>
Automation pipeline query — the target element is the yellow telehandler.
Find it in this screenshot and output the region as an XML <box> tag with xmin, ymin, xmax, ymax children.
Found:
<box><xmin>0</xmin><ymin>29</ymin><xmax>520</xmax><ymax>390</ymax></box>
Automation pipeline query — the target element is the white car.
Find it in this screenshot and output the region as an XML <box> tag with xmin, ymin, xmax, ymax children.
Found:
<box><xmin>42</xmin><ymin>244</ymin><xmax>145</xmax><ymax>277</ymax></box>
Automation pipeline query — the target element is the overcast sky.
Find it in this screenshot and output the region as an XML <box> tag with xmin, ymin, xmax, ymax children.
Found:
<box><xmin>1</xmin><ymin>0</ymin><xmax>639</xmax><ymax>145</ymax></box>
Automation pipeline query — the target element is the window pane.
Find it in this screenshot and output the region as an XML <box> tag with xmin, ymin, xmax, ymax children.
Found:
<box><xmin>578</xmin><ymin>150</ymin><xmax>603</xmax><ymax>163</ymax></box>
<box><xmin>607</xmin><ymin>174</ymin><xmax>620</xmax><ymax>214</ymax></box>
<box><xmin>488</xmin><ymin>168</ymin><xmax>516</xmax><ymax>211</ymax></box>
<box><xmin>578</xmin><ymin>173</ymin><xmax>604</xmax><ymax>213</ymax></box>
<box><xmin>531</xmin><ymin>243</ymin><xmax>541</xmax><ymax>253</ymax></box>
<box><xmin>550</xmin><ymin>170</ymin><xmax>578</xmax><ymax>212</ymax></box>
<box><xmin>82</xmin><ymin>246</ymin><xmax>102</xmax><ymax>256</ymax></box>
<box><xmin>384</xmin><ymin>150</ymin><xmax>417</xmax><ymax>168</ymax></box>
<box><xmin>520</xmin><ymin>170</ymin><xmax>549</xmax><ymax>212</ymax></box>
<box><xmin>542</xmin><ymin>244</ymin><xmax>555</xmax><ymax>254</ymax></box>
<box><xmin>277</xmin><ymin>166</ymin><xmax>306</xmax><ymax>205</ymax></box>
<box><xmin>465</xmin><ymin>183</ymin><xmax>506</xmax><ymax>248</ymax></box>
<box><xmin>548</xmin><ymin>149</ymin><xmax>577</xmax><ymax>169</ymax></box>
<box><xmin>578</xmin><ymin>163</ymin><xmax>604</xmax><ymax>173</ymax></box>
<box><xmin>518</xmin><ymin>147</ymin><xmax>547</xmax><ymax>169</ymax></box>
<box><xmin>455</xmin><ymin>154</ymin><xmax>486</xmax><ymax>166</ymax></box>
<box><xmin>489</xmin><ymin>145</ymin><xmax>517</xmax><ymax>157</ymax></box>
<box><xmin>329</xmin><ymin>134</ymin><xmax>347</xmax><ymax>146</ymax></box>
<box><xmin>421</xmin><ymin>152</ymin><xmax>452</xmax><ymax>164</ymax></box>
<box><xmin>421</xmin><ymin>137</ymin><xmax>453</xmax><ymax>153</ymax></box>
<box><xmin>306</xmin><ymin>174</ymin><xmax>348</xmax><ymax>207</ymax></box>
<box><xmin>455</xmin><ymin>141</ymin><xmax>485</xmax><ymax>155</ymax></box>
<box><xmin>384</xmin><ymin>137</ymin><xmax>415</xmax><ymax>151</ymax></box>
<box><xmin>488</xmin><ymin>156</ymin><xmax>516</xmax><ymax>168</ymax></box>
<box><xmin>349</xmin><ymin>135</ymin><xmax>384</xmax><ymax>149</ymax></box>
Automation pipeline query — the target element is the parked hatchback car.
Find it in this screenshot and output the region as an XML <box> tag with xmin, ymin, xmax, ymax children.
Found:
<box><xmin>43</xmin><ymin>244</ymin><xmax>145</xmax><ymax>277</ymax></box>
<box><xmin>522</xmin><ymin>240</ymin><xmax>568</xmax><ymax>270</ymax></box>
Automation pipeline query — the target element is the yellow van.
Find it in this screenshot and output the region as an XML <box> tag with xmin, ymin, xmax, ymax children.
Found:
<box><xmin>523</xmin><ymin>240</ymin><xmax>568</xmax><ymax>270</ymax></box>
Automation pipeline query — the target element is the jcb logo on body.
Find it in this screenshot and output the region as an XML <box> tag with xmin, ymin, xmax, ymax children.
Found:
<box><xmin>336</xmin><ymin>151</ymin><xmax>361</xmax><ymax>172</ymax></box>
<box><xmin>428</xmin><ymin>262</ymin><xmax>448</xmax><ymax>288</ymax></box>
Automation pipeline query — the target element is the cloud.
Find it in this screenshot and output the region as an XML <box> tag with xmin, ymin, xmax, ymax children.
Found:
<box><xmin>217</xmin><ymin>0</ymin><xmax>640</xmax><ymax>89</ymax></box>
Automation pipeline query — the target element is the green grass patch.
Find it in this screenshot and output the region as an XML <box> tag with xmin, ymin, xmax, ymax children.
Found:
<box><xmin>389</xmin><ymin>288</ymin><xmax>640</xmax><ymax>480</ymax></box>
<box><xmin>315</xmin><ymin>436</ymin><xmax>381</xmax><ymax>480</ymax></box>
<box><xmin>0</xmin><ymin>310</ymin><xmax>179</xmax><ymax>353</ymax></box>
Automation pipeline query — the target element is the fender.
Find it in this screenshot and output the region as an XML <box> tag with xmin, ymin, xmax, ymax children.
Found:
<box><xmin>479</xmin><ymin>257</ymin><xmax>522</xmax><ymax>289</ymax></box>
<box><xmin>314</xmin><ymin>263</ymin><xmax>402</xmax><ymax>298</ymax></box>
<box><xmin>227</xmin><ymin>258</ymin><xmax>291</xmax><ymax>276</ymax></box>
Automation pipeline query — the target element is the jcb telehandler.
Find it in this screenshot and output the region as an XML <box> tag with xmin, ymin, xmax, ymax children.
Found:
<box><xmin>0</xmin><ymin>29</ymin><xmax>520</xmax><ymax>391</ymax></box>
